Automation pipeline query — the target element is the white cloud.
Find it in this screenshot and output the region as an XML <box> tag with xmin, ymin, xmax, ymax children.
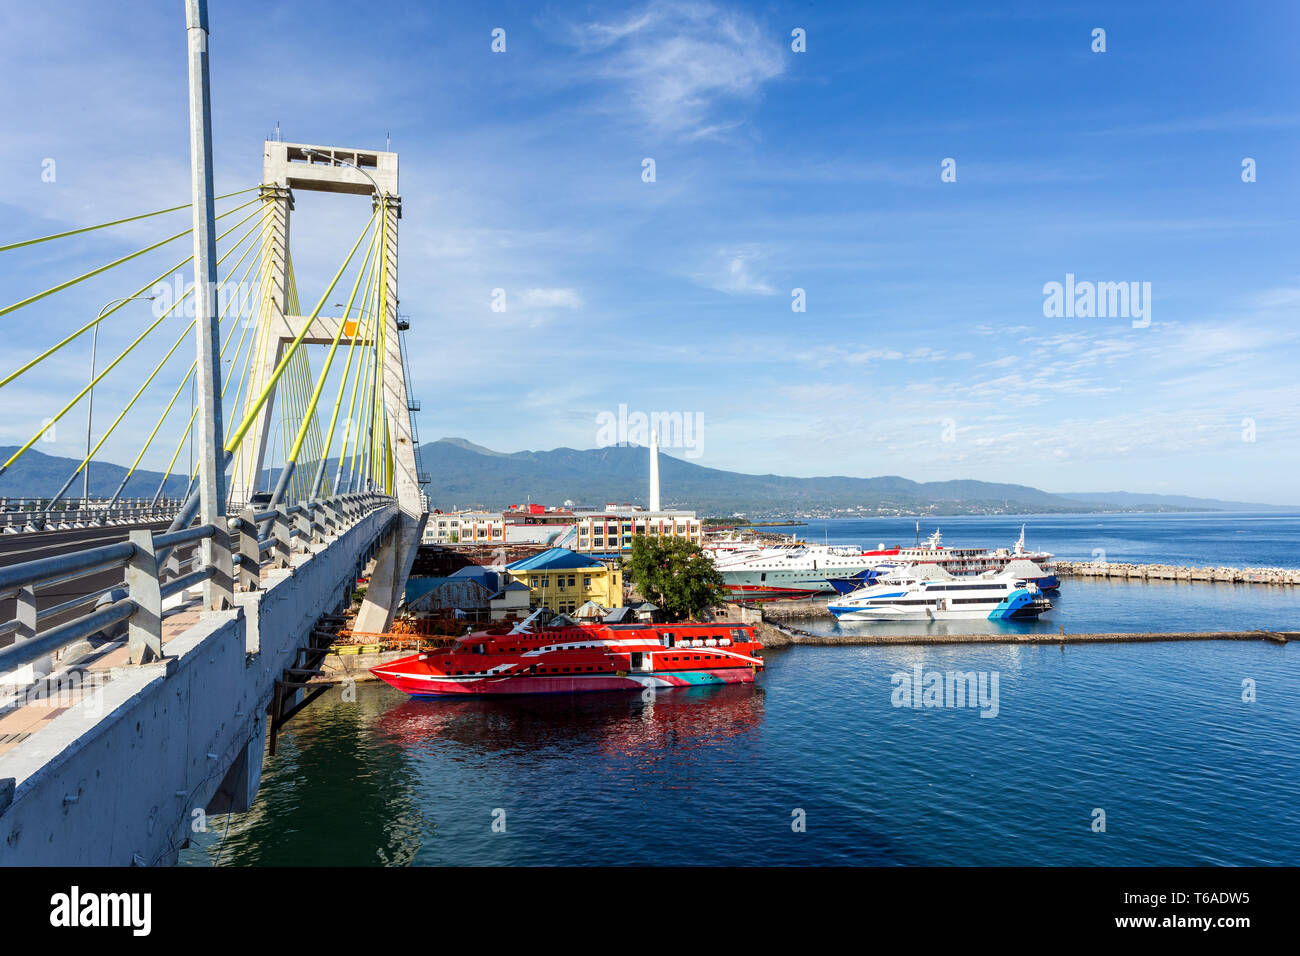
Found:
<box><xmin>562</xmin><ymin>1</ymin><xmax>786</xmax><ymax>138</ymax></box>
<box><xmin>518</xmin><ymin>287</ymin><xmax>584</xmax><ymax>308</ymax></box>
<box><xmin>697</xmin><ymin>249</ymin><xmax>776</xmax><ymax>296</ymax></box>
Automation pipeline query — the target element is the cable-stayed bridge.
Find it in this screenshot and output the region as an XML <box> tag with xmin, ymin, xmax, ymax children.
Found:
<box><xmin>0</xmin><ymin>1</ymin><xmax>428</xmax><ymax>864</ymax></box>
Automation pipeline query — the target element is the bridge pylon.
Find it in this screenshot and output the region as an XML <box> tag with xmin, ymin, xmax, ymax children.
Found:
<box><xmin>230</xmin><ymin>141</ymin><xmax>425</xmax><ymax>632</ymax></box>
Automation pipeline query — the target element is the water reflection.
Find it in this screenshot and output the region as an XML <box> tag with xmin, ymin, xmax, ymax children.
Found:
<box><xmin>373</xmin><ymin>682</ymin><xmax>766</xmax><ymax>761</ymax></box>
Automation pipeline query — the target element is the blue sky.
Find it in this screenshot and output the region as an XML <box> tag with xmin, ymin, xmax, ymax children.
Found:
<box><xmin>1</xmin><ymin>0</ymin><xmax>1297</xmax><ymax>503</ymax></box>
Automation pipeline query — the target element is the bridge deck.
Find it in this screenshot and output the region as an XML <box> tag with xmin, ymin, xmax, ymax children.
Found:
<box><xmin>0</xmin><ymin>575</ymin><xmax>262</xmax><ymax>758</ymax></box>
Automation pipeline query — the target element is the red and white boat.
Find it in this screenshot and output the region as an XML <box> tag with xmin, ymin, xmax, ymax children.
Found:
<box><xmin>371</xmin><ymin>611</ymin><xmax>765</xmax><ymax>697</ymax></box>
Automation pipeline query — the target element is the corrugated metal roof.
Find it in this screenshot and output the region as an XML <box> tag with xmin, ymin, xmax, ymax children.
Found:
<box><xmin>403</xmin><ymin>577</ymin><xmax>450</xmax><ymax>604</ymax></box>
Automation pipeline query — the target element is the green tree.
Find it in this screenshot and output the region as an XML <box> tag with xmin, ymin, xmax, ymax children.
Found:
<box><xmin>621</xmin><ymin>536</ymin><xmax>729</xmax><ymax>622</ymax></box>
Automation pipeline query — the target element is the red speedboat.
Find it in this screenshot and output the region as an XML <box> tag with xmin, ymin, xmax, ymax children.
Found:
<box><xmin>371</xmin><ymin>613</ymin><xmax>765</xmax><ymax>698</ymax></box>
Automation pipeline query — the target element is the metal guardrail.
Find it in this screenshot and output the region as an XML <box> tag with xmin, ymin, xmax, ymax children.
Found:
<box><xmin>0</xmin><ymin>497</ymin><xmax>186</xmax><ymax>534</ymax></box>
<box><xmin>0</xmin><ymin>492</ymin><xmax>392</xmax><ymax>676</ymax></box>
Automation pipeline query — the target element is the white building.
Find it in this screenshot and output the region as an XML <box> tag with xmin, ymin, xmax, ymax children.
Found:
<box><xmin>422</xmin><ymin>511</ymin><xmax>505</xmax><ymax>545</ymax></box>
<box><xmin>572</xmin><ymin>507</ymin><xmax>701</xmax><ymax>555</ymax></box>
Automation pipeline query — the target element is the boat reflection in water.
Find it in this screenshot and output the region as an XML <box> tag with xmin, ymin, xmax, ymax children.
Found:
<box><xmin>372</xmin><ymin>680</ymin><xmax>766</xmax><ymax>762</ymax></box>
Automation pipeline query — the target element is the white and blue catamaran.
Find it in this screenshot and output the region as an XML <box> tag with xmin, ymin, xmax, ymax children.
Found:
<box><xmin>826</xmin><ymin>564</ymin><xmax>1053</xmax><ymax>621</ymax></box>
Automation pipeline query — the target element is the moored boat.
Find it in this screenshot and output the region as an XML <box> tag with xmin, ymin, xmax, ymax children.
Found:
<box><xmin>707</xmin><ymin>525</ymin><xmax>1057</xmax><ymax>600</ymax></box>
<box><xmin>826</xmin><ymin>564</ymin><xmax>1053</xmax><ymax>621</ymax></box>
<box><xmin>371</xmin><ymin>611</ymin><xmax>765</xmax><ymax>697</ymax></box>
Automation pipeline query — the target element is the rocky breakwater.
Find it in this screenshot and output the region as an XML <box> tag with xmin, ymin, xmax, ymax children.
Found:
<box><xmin>1056</xmin><ymin>561</ymin><xmax>1300</xmax><ymax>586</ymax></box>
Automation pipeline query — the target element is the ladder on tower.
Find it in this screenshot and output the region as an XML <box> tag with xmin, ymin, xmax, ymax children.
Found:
<box><xmin>396</xmin><ymin>316</ymin><xmax>431</xmax><ymax>492</ymax></box>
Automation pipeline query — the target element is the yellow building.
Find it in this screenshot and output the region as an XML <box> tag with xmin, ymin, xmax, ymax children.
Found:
<box><xmin>505</xmin><ymin>548</ymin><xmax>623</xmax><ymax>615</ymax></box>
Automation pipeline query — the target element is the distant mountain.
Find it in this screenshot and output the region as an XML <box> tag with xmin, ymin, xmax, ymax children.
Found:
<box><xmin>1061</xmin><ymin>491</ymin><xmax>1296</xmax><ymax>513</ymax></box>
<box><xmin>0</xmin><ymin>447</ymin><xmax>192</xmax><ymax>500</ymax></box>
<box><xmin>6</xmin><ymin>440</ymin><xmax>1285</xmax><ymax>516</ymax></box>
<box><xmin>438</xmin><ymin>437</ymin><xmax>510</xmax><ymax>458</ymax></box>
<box><xmin>418</xmin><ymin>438</ymin><xmax>1165</xmax><ymax>516</ymax></box>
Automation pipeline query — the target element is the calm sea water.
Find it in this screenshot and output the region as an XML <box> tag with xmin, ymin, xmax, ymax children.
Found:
<box><xmin>183</xmin><ymin>641</ymin><xmax>1300</xmax><ymax>866</ymax></box>
<box><xmin>179</xmin><ymin>513</ymin><xmax>1300</xmax><ymax>867</ymax></box>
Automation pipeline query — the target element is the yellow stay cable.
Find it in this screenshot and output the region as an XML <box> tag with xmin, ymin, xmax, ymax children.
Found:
<box><xmin>323</xmin><ymin>230</ymin><xmax>382</xmax><ymax>495</ymax></box>
<box><xmin>0</xmin><ymin>194</ymin><xmax>262</xmax><ymax>321</ymax></box>
<box><xmin>75</xmin><ymin>210</ymin><xmax>273</xmax><ymax>487</ymax></box>
<box><xmin>113</xmin><ymin>210</ymin><xmax>275</xmax><ymax>488</ymax></box>
<box><xmin>0</xmin><ymin>202</ymin><xmax>268</xmax><ymax>476</ymax></box>
<box><xmin>223</xmin><ymin>208</ymin><xmax>376</xmax><ymax>456</ymax></box>
<box><xmin>0</xmin><ymin>195</ymin><xmax>262</xmax><ymax>390</ymax></box>
<box><xmin>0</xmin><ymin>187</ymin><xmax>258</xmax><ymax>253</ymax></box>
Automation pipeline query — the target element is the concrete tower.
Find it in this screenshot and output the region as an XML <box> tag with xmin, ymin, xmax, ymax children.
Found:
<box><xmin>649</xmin><ymin>429</ymin><xmax>661</xmax><ymax>511</ymax></box>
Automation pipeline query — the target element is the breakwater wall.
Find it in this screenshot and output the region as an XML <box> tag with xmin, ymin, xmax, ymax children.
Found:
<box><xmin>1055</xmin><ymin>560</ymin><xmax>1300</xmax><ymax>585</ymax></box>
<box><xmin>760</xmin><ymin>598</ymin><xmax>836</xmax><ymax>621</ymax></box>
<box><xmin>753</xmin><ymin>619</ymin><xmax>1291</xmax><ymax>649</ymax></box>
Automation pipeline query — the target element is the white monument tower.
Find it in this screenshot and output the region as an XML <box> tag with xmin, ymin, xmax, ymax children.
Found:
<box><xmin>649</xmin><ymin>429</ymin><xmax>661</xmax><ymax>511</ymax></box>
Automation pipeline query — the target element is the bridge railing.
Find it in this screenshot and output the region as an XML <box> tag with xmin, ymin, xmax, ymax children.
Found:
<box><xmin>0</xmin><ymin>491</ymin><xmax>393</xmax><ymax>677</ymax></box>
<box><xmin>0</xmin><ymin>498</ymin><xmax>187</xmax><ymax>535</ymax></box>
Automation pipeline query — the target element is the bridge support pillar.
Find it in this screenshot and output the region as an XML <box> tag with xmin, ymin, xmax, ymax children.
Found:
<box><xmin>354</xmin><ymin>512</ymin><xmax>423</xmax><ymax>633</ymax></box>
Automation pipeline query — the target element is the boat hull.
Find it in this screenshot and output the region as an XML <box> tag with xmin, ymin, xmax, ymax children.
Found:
<box><xmin>828</xmin><ymin>606</ymin><xmax>1048</xmax><ymax>621</ymax></box>
<box><xmin>828</xmin><ymin>586</ymin><xmax>1052</xmax><ymax>622</ymax></box>
<box><xmin>724</xmin><ymin>583</ymin><xmax>825</xmax><ymax>601</ymax></box>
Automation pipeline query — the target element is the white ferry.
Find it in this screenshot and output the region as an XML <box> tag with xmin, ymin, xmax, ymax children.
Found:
<box><xmin>705</xmin><ymin>526</ymin><xmax>1057</xmax><ymax>600</ymax></box>
<box><xmin>826</xmin><ymin>564</ymin><xmax>1053</xmax><ymax>621</ymax></box>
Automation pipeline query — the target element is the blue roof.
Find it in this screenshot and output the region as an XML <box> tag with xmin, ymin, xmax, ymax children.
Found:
<box><xmin>448</xmin><ymin>567</ymin><xmax>502</xmax><ymax>591</ymax></box>
<box><xmin>488</xmin><ymin>581</ymin><xmax>532</xmax><ymax>601</ymax></box>
<box><xmin>506</xmin><ymin>547</ymin><xmax>607</xmax><ymax>573</ymax></box>
<box><xmin>404</xmin><ymin>577</ymin><xmax>451</xmax><ymax>604</ymax></box>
